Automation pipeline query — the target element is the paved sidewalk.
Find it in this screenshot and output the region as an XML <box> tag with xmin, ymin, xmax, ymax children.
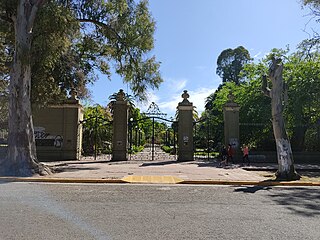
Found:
<box><xmin>1</xmin><ymin>148</ymin><xmax>320</xmax><ymax>185</ymax></box>
<box><xmin>23</xmin><ymin>156</ymin><xmax>317</xmax><ymax>186</ymax></box>
<box><xmin>45</xmin><ymin>159</ymin><xmax>270</xmax><ymax>181</ymax></box>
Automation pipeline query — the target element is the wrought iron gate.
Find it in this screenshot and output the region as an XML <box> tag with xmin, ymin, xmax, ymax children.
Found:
<box><xmin>128</xmin><ymin>102</ymin><xmax>177</xmax><ymax>161</ymax></box>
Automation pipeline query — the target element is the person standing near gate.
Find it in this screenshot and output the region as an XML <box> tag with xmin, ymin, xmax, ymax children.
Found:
<box><xmin>242</xmin><ymin>144</ymin><xmax>250</xmax><ymax>166</ymax></box>
<box><xmin>227</xmin><ymin>144</ymin><xmax>234</xmax><ymax>164</ymax></box>
<box><xmin>219</xmin><ymin>145</ymin><xmax>228</xmax><ymax>166</ymax></box>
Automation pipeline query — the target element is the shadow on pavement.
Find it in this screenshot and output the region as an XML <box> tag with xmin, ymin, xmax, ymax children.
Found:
<box><xmin>234</xmin><ymin>186</ymin><xmax>320</xmax><ymax>217</ymax></box>
<box><xmin>269</xmin><ymin>187</ymin><xmax>320</xmax><ymax>217</ymax></box>
<box><xmin>234</xmin><ymin>186</ymin><xmax>272</xmax><ymax>193</ymax></box>
<box><xmin>140</xmin><ymin>160</ymin><xmax>178</xmax><ymax>167</ymax></box>
<box><xmin>52</xmin><ymin>166</ymin><xmax>100</xmax><ymax>173</ymax></box>
<box><xmin>195</xmin><ymin>161</ymin><xmax>245</xmax><ymax>169</ymax></box>
<box><xmin>298</xmin><ymin>171</ymin><xmax>320</xmax><ymax>178</ymax></box>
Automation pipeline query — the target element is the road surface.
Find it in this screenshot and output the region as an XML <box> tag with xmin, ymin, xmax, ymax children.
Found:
<box><xmin>0</xmin><ymin>182</ymin><xmax>319</xmax><ymax>240</ymax></box>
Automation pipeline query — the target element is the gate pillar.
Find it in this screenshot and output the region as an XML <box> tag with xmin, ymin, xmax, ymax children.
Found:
<box><xmin>177</xmin><ymin>90</ymin><xmax>194</xmax><ymax>162</ymax></box>
<box><xmin>112</xmin><ymin>89</ymin><xmax>128</xmax><ymax>161</ymax></box>
<box><xmin>223</xmin><ymin>93</ymin><xmax>240</xmax><ymax>159</ymax></box>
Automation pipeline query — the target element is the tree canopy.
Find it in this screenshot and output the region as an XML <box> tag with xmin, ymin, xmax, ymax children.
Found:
<box><xmin>216</xmin><ymin>46</ymin><xmax>252</xmax><ymax>85</ymax></box>
<box><xmin>0</xmin><ymin>0</ymin><xmax>162</xmax><ymax>104</ymax></box>
<box><xmin>204</xmin><ymin>43</ymin><xmax>320</xmax><ymax>152</ymax></box>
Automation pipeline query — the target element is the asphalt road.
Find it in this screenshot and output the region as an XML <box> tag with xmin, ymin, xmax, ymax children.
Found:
<box><xmin>0</xmin><ymin>182</ymin><xmax>320</xmax><ymax>240</ymax></box>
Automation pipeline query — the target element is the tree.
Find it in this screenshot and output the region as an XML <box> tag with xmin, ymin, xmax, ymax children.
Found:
<box><xmin>2</xmin><ymin>0</ymin><xmax>52</xmax><ymax>176</ymax></box>
<box><xmin>0</xmin><ymin>1</ymin><xmax>86</xmax><ymax>106</ymax></box>
<box><xmin>82</xmin><ymin>105</ymin><xmax>112</xmax><ymax>156</ymax></box>
<box><xmin>108</xmin><ymin>91</ymin><xmax>136</xmax><ymax>117</ymax></box>
<box><xmin>216</xmin><ymin>46</ymin><xmax>252</xmax><ymax>84</ymax></box>
<box><xmin>0</xmin><ymin>0</ymin><xmax>162</xmax><ymax>176</ymax></box>
<box><xmin>303</xmin><ymin>0</ymin><xmax>320</xmax><ymax>16</ymax></box>
<box><xmin>284</xmin><ymin>43</ymin><xmax>320</xmax><ymax>151</ymax></box>
<box><xmin>262</xmin><ymin>57</ymin><xmax>300</xmax><ymax>180</ymax></box>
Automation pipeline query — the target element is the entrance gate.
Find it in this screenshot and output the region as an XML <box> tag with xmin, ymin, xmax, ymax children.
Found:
<box><xmin>128</xmin><ymin>102</ymin><xmax>177</xmax><ymax>161</ymax></box>
<box><xmin>80</xmin><ymin>111</ymin><xmax>113</xmax><ymax>160</ymax></box>
<box><xmin>193</xmin><ymin>116</ymin><xmax>224</xmax><ymax>161</ymax></box>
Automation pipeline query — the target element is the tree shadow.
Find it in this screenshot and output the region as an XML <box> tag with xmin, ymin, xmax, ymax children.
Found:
<box><xmin>140</xmin><ymin>160</ymin><xmax>179</xmax><ymax>167</ymax></box>
<box><xmin>52</xmin><ymin>166</ymin><xmax>100</xmax><ymax>173</ymax></box>
<box><xmin>195</xmin><ymin>161</ymin><xmax>244</xmax><ymax>169</ymax></box>
<box><xmin>268</xmin><ymin>187</ymin><xmax>320</xmax><ymax>217</ymax></box>
<box><xmin>299</xmin><ymin>171</ymin><xmax>320</xmax><ymax>178</ymax></box>
<box><xmin>234</xmin><ymin>186</ymin><xmax>320</xmax><ymax>217</ymax></box>
<box><xmin>234</xmin><ymin>186</ymin><xmax>273</xmax><ymax>193</ymax></box>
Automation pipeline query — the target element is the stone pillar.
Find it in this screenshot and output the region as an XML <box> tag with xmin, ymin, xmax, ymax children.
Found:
<box><xmin>177</xmin><ymin>90</ymin><xmax>194</xmax><ymax>162</ymax></box>
<box><xmin>32</xmin><ymin>89</ymin><xmax>84</xmax><ymax>161</ymax></box>
<box><xmin>223</xmin><ymin>93</ymin><xmax>240</xmax><ymax>159</ymax></box>
<box><xmin>112</xmin><ymin>89</ymin><xmax>128</xmax><ymax>161</ymax></box>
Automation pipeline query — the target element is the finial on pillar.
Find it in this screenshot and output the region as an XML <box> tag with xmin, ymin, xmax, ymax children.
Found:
<box><xmin>69</xmin><ymin>88</ymin><xmax>78</xmax><ymax>100</ymax></box>
<box><xmin>182</xmin><ymin>90</ymin><xmax>189</xmax><ymax>101</ymax></box>
<box><xmin>116</xmin><ymin>89</ymin><xmax>125</xmax><ymax>101</ymax></box>
<box><xmin>227</xmin><ymin>92</ymin><xmax>235</xmax><ymax>103</ymax></box>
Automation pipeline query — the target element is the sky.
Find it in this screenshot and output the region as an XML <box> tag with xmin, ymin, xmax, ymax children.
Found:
<box><xmin>88</xmin><ymin>0</ymin><xmax>319</xmax><ymax>119</ymax></box>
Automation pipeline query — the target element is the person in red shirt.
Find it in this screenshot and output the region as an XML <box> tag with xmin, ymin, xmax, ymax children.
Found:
<box><xmin>242</xmin><ymin>145</ymin><xmax>250</xmax><ymax>166</ymax></box>
<box><xmin>227</xmin><ymin>144</ymin><xmax>234</xmax><ymax>164</ymax></box>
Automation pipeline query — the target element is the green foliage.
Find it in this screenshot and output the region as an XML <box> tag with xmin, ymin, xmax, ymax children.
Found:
<box><xmin>128</xmin><ymin>145</ymin><xmax>144</xmax><ymax>154</ymax></box>
<box><xmin>161</xmin><ymin>145</ymin><xmax>175</xmax><ymax>154</ymax></box>
<box><xmin>207</xmin><ymin>43</ymin><xmax>320</xmax><ymax>151</ymax></box>
<box><xmin>108</xmin><ymin>91</ymin><xmax>136</xmax><ymax>117</ymax></box>
<box><xmin>72</xmin><ymin>0</ymin><xmax>162</xmax><ymax>101</ymax></box>
<box><xmin>82</xmin><ymin>105</ymin><xmax>113</xmax><ymax>155</ymax></box>
<box><xmin>303</xmin><ymin>0</ymin><xmax>320</xmax><ymax>8</ymax></box>
<box><xmin>0</xmin><ymin>0</ymin><xmax>162</xmax><ymax>105</ymax></box>
<box><xmin>216</xmin><ymin>46</ymin><xmax>252</xmax><ymax>84</ymax></box>
<box><xmin>284</xmin><ymin>48</ymin><xmax>320</xmax><ymax>150</ymax></box>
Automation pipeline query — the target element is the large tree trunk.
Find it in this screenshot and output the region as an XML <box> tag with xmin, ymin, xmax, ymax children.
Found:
<box><xmin>1</xmin><ymin>0</ymin><xmax>50</xmax><ymax>176</ymax></box>
<box><xmin>268</xmin><ymin>59</ymin><xmax>300</xmax><ymax>180</ymax></box>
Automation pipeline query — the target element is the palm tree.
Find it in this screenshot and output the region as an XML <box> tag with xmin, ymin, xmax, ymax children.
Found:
<box><xmin>107</xmin><ymin>91</ymin><xmax>136</xmax><ymax>117</ymax></box>
<box><xmin>175</xmin><ymin>105</ymin><xmax>199</xmax><ymax>122</ymax></box>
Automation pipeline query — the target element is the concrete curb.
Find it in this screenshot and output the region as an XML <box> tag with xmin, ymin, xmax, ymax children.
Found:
<box><xmin>180</xmin><ymin>180</ymin><xmax>320</xmax><ymax>186</ymax></box>
<box><xmin>1</xmin><ymin>176</ymin><xmax>320</xmax><ymax>186</ymax></box>
<box><xmin>0</xmin><ymin>177</ymin><xmax>125</xmax><ymax>184</ymax></box>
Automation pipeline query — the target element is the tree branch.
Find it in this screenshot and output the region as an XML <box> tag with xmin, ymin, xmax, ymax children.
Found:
<box><xmin>78</xmin><ymin>18</ymin><xmax>121</xmax><ymax>41</ymax></box>
<box><xmin>0</xmin><ymin>15</ymin><xmax>13</xmax><ymax>23</ymax></box>
<box><xmin>27</xmin><ymin>0</ymin><xmax>46</xmax><ymax>33</ymax></box>
<box><xmin>78</xmin><ymin>17</ymin><xmax>135</xmax><ymax>72</ymax></box>
<box><xmin>261</xmin><ymin>75</ymin><xmax>271</xmax><ymax>98</ymax></box>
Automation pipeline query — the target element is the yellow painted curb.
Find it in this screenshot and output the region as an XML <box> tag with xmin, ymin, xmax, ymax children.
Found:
<box><xmin>1</xmin><ymin>176</ymin><xmax>319</xmax><ymax>186</ymax></box>
<box><xmin>122</xmin><ymin>175</ymin><xmax>184</xmax><ymax>184</ymax></box>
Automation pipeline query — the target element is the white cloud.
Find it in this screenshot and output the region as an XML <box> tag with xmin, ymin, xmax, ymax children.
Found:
<box><xmin>253</xmin><ymin>51</ymin><xmax>262</xmax><ymax>59</ymax></box>
<box><xmin>137</xmin><ymin>76</ymin><xmax>220</xmax><ymax>118</ymax></box>
<box><xmin>164</xmin><ymin>77</ymin><xmax>187</xmax><ymax>93</ymax></box>
<box><xmin>136</xmin><ymin>91</ymin><xmax>160</xmax><ymax>113</ymax></box>
<box><xmin>147</xmin><ymin>86</ymin><xmax>218</xmax><ymax>118</ymax></box>
<box><xmin>188</xmin><ymin>87</ymin><xmax>216</xmax><ymax>114</ymax></box>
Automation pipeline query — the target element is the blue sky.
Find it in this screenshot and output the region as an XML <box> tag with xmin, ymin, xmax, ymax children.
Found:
<box><xmin>88</xmin><ymin>0</ymin><xmax>318</xmax><ymax>118</ymax></box>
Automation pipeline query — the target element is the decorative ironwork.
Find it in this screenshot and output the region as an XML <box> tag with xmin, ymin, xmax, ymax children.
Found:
<box><xmin>144</xmin><ymin>102</ymin><xmax>167</xmax><ymax>117</ymax></box>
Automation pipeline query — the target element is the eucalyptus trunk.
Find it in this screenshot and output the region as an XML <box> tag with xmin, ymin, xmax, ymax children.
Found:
<box><xmin>3</xmin><ymin>0</ymin><xmax>50</xmax><ymax>176</ymax></box>
<box><xmin>262</xmin><ymin>58</ymin><xmax>300</xmax><ymax>180</ymax></box>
